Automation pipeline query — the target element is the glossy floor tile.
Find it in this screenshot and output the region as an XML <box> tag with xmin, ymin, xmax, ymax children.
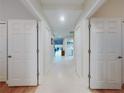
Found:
<box><xmin>36</xmin><ymin>57</ymin><xmax>91</xmax><ymax>93</ymax></box>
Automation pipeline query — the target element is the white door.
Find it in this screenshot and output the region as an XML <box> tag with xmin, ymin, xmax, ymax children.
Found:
<box><xmin>90</xmin><ymin>19</ymin><xmax>122</xmax><ymax>89</ymax></box>
<box><xmin>0</xmin><ymin>21</ymin><xmax>7</xmax><ymax>81</ymax></box>
<box><xmin>8</xmin><ymin>20</ymin><xmax>38</xmax><ymax>86</ymax></box>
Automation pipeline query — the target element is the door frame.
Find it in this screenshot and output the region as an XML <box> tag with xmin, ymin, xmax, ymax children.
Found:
<box><xmin>88</xmin><ymin>19</ymin><xmax>91</xmax><ymax>88</ymax></box>
<box><xmin>121</xmin><ymin>19</ymin><xmax>124</xmax><ymax>84</ymax></box>
<box><xmin>37</xmin><ymin>22</ymin><xmax>39</xmax><ymax>85</ymax></box>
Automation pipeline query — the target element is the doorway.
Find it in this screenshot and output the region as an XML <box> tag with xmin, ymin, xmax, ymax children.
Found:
<box><xmin>54</xmin><ymin>38</ymin><xmax>64</xmax><ymax>57</ymax></box>
<box><xmin>54</xmin><ymin>37</ymin><xmax>74</xmax><ymax>63</ymax></box>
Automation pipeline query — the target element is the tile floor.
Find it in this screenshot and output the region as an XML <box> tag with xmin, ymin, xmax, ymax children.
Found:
<box><xmin>36</xmin><ymin>57</ymin><xmax>91</xmax><ymax>93</ymax></box>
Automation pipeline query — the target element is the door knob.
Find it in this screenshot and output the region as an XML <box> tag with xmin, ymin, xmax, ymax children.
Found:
<box><xmin>118</xmin><ymin>56</ymin><xmax>123</xmax><ymax>59</ymax></box>
<box><xmin>8</xmin><ymin>56</ymin><xmax>12</xmax><ymax>58</ymax></box>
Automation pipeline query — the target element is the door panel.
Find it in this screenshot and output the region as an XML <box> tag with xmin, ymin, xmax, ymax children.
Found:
<box><xmin>0</xmin><ymin>22</ymin><xmax>7</xmax><ymax>81</ymax></box>
<box><xmin>8</xmin><ymin>20</ymin><xmax>37</xmax><ymax>86</ymax></box>
<box><xmin>90</xmin><ymin>19</ymin><xmax>122</xmax><ymax>89</ymax></box>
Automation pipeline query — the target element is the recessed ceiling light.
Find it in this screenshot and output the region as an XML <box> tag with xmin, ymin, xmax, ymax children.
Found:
<box><xmin>60</xmin><ymin>16</ymin><xmax>65</xmax><ymax>22</ymax></box>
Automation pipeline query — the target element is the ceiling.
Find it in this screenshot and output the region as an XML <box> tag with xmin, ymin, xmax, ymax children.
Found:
<box><xmin>40</xmin><ymin>0</ymin><xmax>85</xmax><ymax>38</ymax></box>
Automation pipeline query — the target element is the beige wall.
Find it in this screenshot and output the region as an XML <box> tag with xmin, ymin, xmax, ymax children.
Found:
<box><xmin>93</xmin><ymin>0</ymin><xmax>124</xmax><ymax>18</ymax></box>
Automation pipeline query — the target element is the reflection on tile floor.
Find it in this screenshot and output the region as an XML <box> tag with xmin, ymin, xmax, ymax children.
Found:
<box><xmin>36</xmin><ymin>57</ymin><xmax>91</xmax><ymax>93</ymax></box>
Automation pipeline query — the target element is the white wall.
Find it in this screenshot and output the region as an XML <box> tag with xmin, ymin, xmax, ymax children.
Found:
<box><xmin>39</xmin><ymin>21</ymin><xmax>54</xmax><ymax>82</ymax></box>
<box><xmin>0</xmin><ymin>0</ymin><xmax>36</xmax><ymax>20</ymax></box>
<box><xmin>38</xmin><ymin>21</ymin><xmax>45</xmax><ymax>83</ymax></box>
<box><xmin>74</xmin><ymin>27</ymin><xmax>83</xmax><ymax>77</ymax></box>
<box><xmin>44</xmin><ymin>27</ymin><xmax>54</xmax><ymax>75</ymax></box>
<box><xmin>81</xmin><ymin>19</ymin><xmax>89</xmax><ymax>88</ymax></box>
<box><xmin>74</xmin><ymin>19</ymin><xmax>89</xmax><ymax>87</ymax></box>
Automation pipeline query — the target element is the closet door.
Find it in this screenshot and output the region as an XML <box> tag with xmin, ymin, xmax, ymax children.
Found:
<box><xmin>0</xmin><ymin>21</ymin><xmax>7</xmax><ymax>81</ymax></box>
<box><xmin>90</xmin><ymin>19</ymin><xmax>122</xmax><ymax>89</ymax></box>
<box><xmin>8</xmin><ymin>20</ymin><xmax>37</xmax><ymax>86</ymax></box>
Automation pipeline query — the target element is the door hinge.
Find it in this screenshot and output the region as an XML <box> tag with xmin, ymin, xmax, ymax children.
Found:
<box><xmin>88</xmin><ymin>49</ymin><xmax>91</xmax><ymax>54</ymax></box>
<box><xmin>37</xmin><ymin>23</ymin><xmax>39</xmax><ymax>32</ymax></box>
<box><xmin>88</xmin><ymin>74</ymin><xmax>91</xmax><ymax>78</ymax></box>
<box><xmin>37</xmin><ymin>72</ymin><xmax>40</xmax><ymax>77</ymax></box>
<box><xmin>37</xmin><ymin>49</ymin><xmax>39</xmax><ymax>53</ymax></box>
<box><xmin>88</xmin><ymin>23</ymin><xmax>91</xmax><ymax>29</ymax></box>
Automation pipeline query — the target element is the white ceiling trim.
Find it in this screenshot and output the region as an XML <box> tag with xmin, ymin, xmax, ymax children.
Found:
<box><xmin>20</xmin><ymin>0</ymin><xmax>41</xmax><ymax>20</ymax></box>
<box><xmin>84</xmin><ymin>0</ymin><xmax>107</xmax><ymax>18</ymax></box>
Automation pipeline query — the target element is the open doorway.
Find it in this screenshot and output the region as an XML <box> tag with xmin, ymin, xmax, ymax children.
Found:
<box><xmin>54</xmin><ymin>37</ymin><xmax>74</xmax><ymax>62</ymax></box>
<box><xmin>54</xmin><ymin>38</ymin><xmax>64</xmax><ymax>57</ymax></box>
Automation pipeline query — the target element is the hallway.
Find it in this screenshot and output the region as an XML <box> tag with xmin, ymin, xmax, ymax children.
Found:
<box><xmin>36</xmin><ymin>57</ymin><xmax>91</xmax><ymax>93</ymax></box>
<box><xmin>0</xmin><ymin>0</ymin><xmax>124</xmax><ymax>92</ymax></box>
